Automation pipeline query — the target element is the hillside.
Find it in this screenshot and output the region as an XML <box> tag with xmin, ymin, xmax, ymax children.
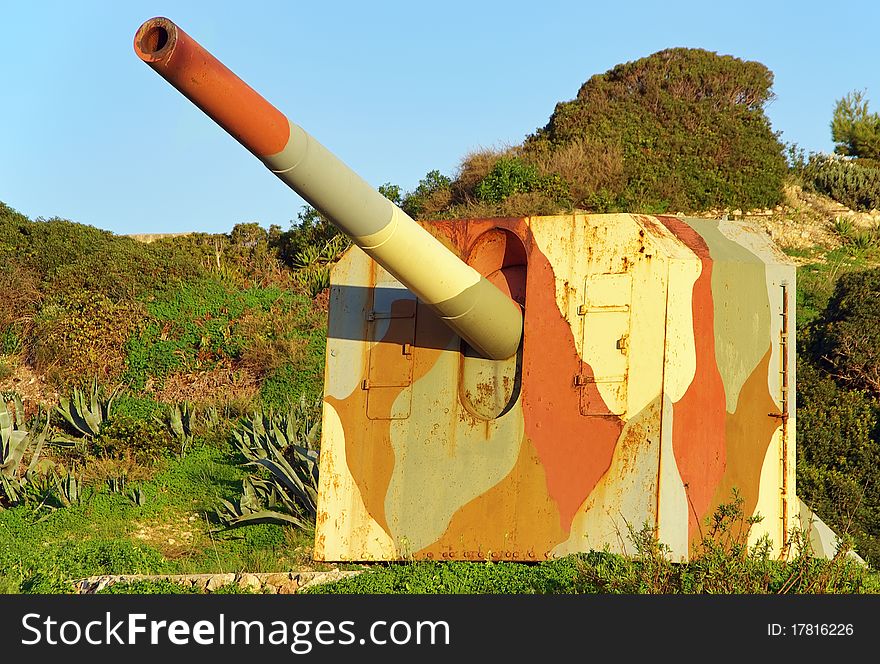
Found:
<box><xmin>2</xmin><ymin>45</ymin><xmax>880</xmax><ymax>594</ymax></box>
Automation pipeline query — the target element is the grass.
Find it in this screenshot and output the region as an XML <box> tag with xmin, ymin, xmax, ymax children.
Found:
<box><xmin>305</xmin><ymin>496</ymin><xmax>880</xmax><ymax>595</ymax></box>
<box><xmin>786</xmin><ymin>244</ymin><xmax>880</xmax><ymax>327</ymax></box>
<box><xmin>0</xmin><ymin>439</ymin><xmax>325</xmax><ymax>594</ymax></box>
<box><xmin>303</xmin><ymin>554</ymin><xmax>880</xmax><ymax>595</ymax></box>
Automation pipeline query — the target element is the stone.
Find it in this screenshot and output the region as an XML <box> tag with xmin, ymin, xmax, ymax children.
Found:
<box><xmin>277</xmin><ymin>580</ymin><xmax>300</xmax><ymax>594</ymax></box>
<box><xmin>265</xmin><ymin>573</ymin><xmax>293</xmax><ymax>587</ymax></box>
<box><xmin>238</xmin><ymin>573</ymin><xmax>263</xmax><ymax>592</ymax></box>
<box><xmin>205</xmin><ymin>573</ymin><xmax>236</xmax><ymax>592</ymax></box>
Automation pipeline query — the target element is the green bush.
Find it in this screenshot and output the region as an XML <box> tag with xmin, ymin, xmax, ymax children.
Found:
<box><xmin>0</xmin><ymin>206</ymin><xmax>206</xmax><ymax>302</ymax></box>
<box><xmin>31</xmin><ymin>290</ymin><xmax>144</xmax><ymax>385</ymax></box>
<box><xmin>796</xmin><ymin>360</ymin><xmax>880</xmax><ymax>565</ymax></box>
<box><xmin>802</xmin><ymin>153</ymin><xmax>880</xmax><ymax>212</ymax></box>
<box><xmin>813</xmin><ymin>267</ymin><xmax>880</xmax><ymax>395</ymax></box>
<box><xmin>306</xmin><ymin>558</ymin><xmax>582</xmax><ymax>594</ymax></box>
<box><xmin>401</xmin><ymin>170</ymin><xmax>453</xmax><ymax>218</ymax></box>
<box><xmin>112</xmin><ymin>394</ymin><xmax>166</xmax><ymax>421</ymax></box>
<box><xmin>93</xmin><ymin>414</ymin><xmax>176</xmax><ymax>463</ymax></box>
<box><xmin>474</xmin><ymin>158</ymin><xmax>568</xmax><ymax>205</ymax></box>
<box><xmin>0</xmin><ymin>204</ymin><xmax>211</xmax><ymax>386</ymax></box>
<box><xmin>524</xmin><ymin>48</ymin><xmax>787</xmax><ymax>213</ymax></box>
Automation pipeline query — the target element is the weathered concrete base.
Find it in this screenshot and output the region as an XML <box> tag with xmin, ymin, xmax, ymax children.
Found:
<box><xmin>72</xmin><ymin>570</ymin><xmax>362</xmax><ymax>594</ymax></box>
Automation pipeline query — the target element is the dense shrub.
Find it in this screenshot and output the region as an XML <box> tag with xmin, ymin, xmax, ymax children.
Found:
<box><xmin>796</xmin><ymin>360</ymin><xmax>880</xmax><ymax>565</ymax></box>
<box><xmin>524</xmin><ymin>48</ymin><xmax>787</xmax><ymax>213</ymax></box>
<box><xmin>93</xmin><ymin>414</ymin><xmax>176</xmax><ymax>463</ymax></box>
<box><xmin>0</xmin><ymin>207</ymin><xmax>207</xmax><ymax>301</ymax></box>
<box><xmin>30</xmin><ymin>290</ymin><xmax>145</xmax><ymax>385</ymax></box>
<box><xmin>474</xmin><ymin>158</ymin><xmax>568</xmax><ymax>205</ymax></box>
<box><xmin>801</xmin><ymin>153</ymin><xmax>880</xmax><ymax>212</ymax></box>
<box><xmin>401</xmin><ymin>170</ymin><xmax>453</xmax><ymax>219</ymax></box>
<box><xmin>524</xmin><ymin>136</ymin><xmax>625</xmax><ymax>212</ymax></box>
<box><xmin>812</xmin><ymin>267</ymin><xmax>880</xmax><ymax>395</ymax></box>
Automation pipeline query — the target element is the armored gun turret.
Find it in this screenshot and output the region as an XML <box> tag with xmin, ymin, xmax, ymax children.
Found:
<box><xmin>135</xmin><ymin>18</ymin><xmax>845</xmax><ymax>563</ymax></box>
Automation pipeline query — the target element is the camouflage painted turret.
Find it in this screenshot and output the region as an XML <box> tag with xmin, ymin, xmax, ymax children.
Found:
<box><xmin>134</xmin><ymin>19</ymin><xmax>844</xmax><ymax>563</ymax></box>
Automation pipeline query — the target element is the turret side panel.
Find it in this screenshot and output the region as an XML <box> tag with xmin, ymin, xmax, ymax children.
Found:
<box><xmin>315</xmin><ymin>214</ymin><xmax>795</xmax><ymax>561</ymax></box>
<box><xmin>655</xmin><ymin>216</ymin><xmax>794</xmax><ymax>556</ymax></box>
<box><xmin>315</xmin><ymin>247</ymin><xmax>396</xmax><ymax>560</ymax></box>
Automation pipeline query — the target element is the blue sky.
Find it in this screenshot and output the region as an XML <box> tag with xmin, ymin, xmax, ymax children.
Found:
<box><xmin>2</xmin><ymin>1</ymin><xmax>877</xmax><ymax>235</ymax></box>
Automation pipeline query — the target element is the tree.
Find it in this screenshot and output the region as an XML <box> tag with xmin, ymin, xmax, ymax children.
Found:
<box><xmin>378</xmin><ymin>182</ymin><xmax>403</xmax><ymax>206</ymax></box>
<box><xmin>831</xmin><ymin>90</ymin><xmax>880</xmax><ymax>160</ymax></box>
<box><xmin>401</xmin><ymin>170</ymin><xmax>452</xmax><ymax>218</ymax></box>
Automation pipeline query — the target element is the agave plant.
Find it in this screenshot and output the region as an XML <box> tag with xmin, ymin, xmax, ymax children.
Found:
<box><xmin>294</xmin><ymin>266</ymin><xmax>330</xmax><ymax>297</ymax></box>
<box><xmin>293</xmin><ymin>234</ymin><xmax>350</xmax><ymax>297</ymax></box>
<box><xmin>165</xmin><ymin>401</ymin><xmax>195</xmax><ymax>456</ymax></box>
<box><xmin>55</xmin><ymin>379</ymin><xmax>121</xmax><ymax>439</ymax></box>
<box><xmin>0</xmin><ymin>395</ymin><xmax>50</xmax><ymax>507</ymax></box>
<box><xmin>293</xmin><ymin>234</ymin><xmax>349</xmax><ymax>270</ymax></box>
<box><xmin>53</xmin><ymin>470</ymin><xmax>86</xmax><ymax>507</ymax></box>
<box><xmin>218</xmin><ymin>396</ymin><xmax>322</xmax><ymax>529</ymax></box>
<box><xmin>129</xmin><ymin>486</ymin><xmax>147</xmax><ymax>507</ymax></box>
<box><xmin>201</xmin><ymin>405</ymin><xmax>220</xmax><ymax>432</ymax></box>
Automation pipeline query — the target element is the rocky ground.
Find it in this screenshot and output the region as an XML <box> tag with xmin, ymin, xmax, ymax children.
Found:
<box><xmin>696</xmin><ymin>184</ymin><xmax>879</xmax><ymax>256</ymax></box>
<box><xmin>72</xmin><ymin>569</ymin><xmax>363</xmax><ymax>594</ymax></box>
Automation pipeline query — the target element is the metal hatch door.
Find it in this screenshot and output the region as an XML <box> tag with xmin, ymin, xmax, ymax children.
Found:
<box><xmin>365</xmin><ymin>279</ymin><xmax>416</xmax><ymax>420</ymax></box>
<box><xmin>577</xmin><ymin>272</ymin><xmax>632</xmax><ymax>416</ymax></box>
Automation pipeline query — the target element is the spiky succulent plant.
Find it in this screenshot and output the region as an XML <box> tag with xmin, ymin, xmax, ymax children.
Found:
<box><xmin>218</xmin><ymin>396</ymin><xmax>321</xmax><ymax>530</ymax></box>
<box><xmin>54</xmin><ymin>379</ymin><xmax>121</xmax><ymax>439</ymax></box>
<box><xmin>0</xmin><ymin>395</ymin><xmax>50</xmax><ymax>506</ymax></box>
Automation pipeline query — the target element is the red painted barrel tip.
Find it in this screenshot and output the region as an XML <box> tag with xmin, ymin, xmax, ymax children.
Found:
<box><xmin>131</xmin><ymin>17</ymin><xmax>290</xmax><ymax>158</ymax></box>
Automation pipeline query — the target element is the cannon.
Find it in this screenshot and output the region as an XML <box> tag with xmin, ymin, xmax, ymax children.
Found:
<box><xmin>135</xmin><ymin>18</ymin><xmax>843</xmax><ymax>562</ymax></box>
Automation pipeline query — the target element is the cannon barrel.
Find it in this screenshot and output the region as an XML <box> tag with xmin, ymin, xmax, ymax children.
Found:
<box><xmin>133</xmin><ymin>17</ymin><xmax>523</xmax><ymax>360</ymax></box>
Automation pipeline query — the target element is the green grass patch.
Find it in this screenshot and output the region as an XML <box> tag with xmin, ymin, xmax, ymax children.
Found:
<box><xmin>793</xmin><ymin>247</ymin><xmax>879</xmax><ymax>328</ymax></box>
<box><xmin>0</xmin><ymin>440</ymin><xmax>319</xmax><ymax>593</ymax></box>
<box><xmin>111</xmin><ymin>394</ymin><xmax>167</xmax><ymax>421</ymax></box>
<box><xmin>306</xmin><ymin>551</ymin><xmax>880</xmax><ymax>595</ymax></box>
<box><xmin>305</xmin><ymin>559</ymin><xmax>583</xmax><ymax>594</ymax></box>
<box><xmin>123</xmin><ymin>278</ymin><xmax>319</xmax><ymax>391</ymax></box>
